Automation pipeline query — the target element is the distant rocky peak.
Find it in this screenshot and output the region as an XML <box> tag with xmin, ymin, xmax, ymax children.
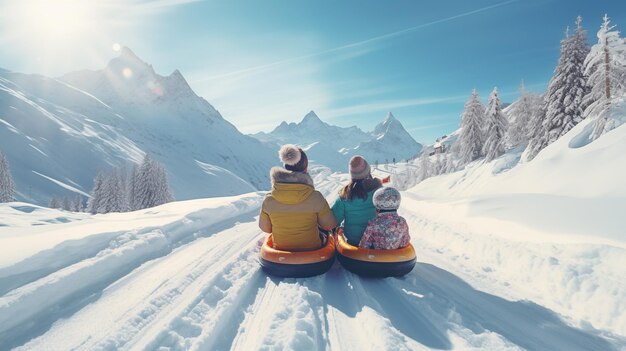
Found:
<box><xmin>300</xmin><ymin>110</ymin><xmax>325</xmax><ymax>127</ymax></box>
<box><xmin>373</xmin><ymin>111</ymin><xmax>409</xmax><ymax>137</ymax></box>
<box><xmin>384</xmin><ymin>111</ymin><xmax>397</xmax><ymax>123</ymax></box>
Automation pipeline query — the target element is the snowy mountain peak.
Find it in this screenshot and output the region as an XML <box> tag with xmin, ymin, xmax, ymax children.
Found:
<box><xmin>384</xmin><ymin>111</ymin><xmax>396</xmax><ymax>122</ymax></box>
<box><xmin>300</xmin><ymin>110</ymin><xmax>325</xmax><ymax>128</ymax></box>
<box><xmin>106</xmin><ymin>47</ymin><xmax>155</xmax><ymax>77</ymax></box>
<box><xmin>373</xmin><ymin>111</ymin><xmax>406</xmax><ymax>137</ymax></box>
<box><xmin>252</xmin><ymin>110</ymin><xmax>421</xmax><ymax>170</ymax></box>
<box><xmin>61</xmin><ymin>47</ymin><xmax>201</xmax><ymax>105</ymax></box>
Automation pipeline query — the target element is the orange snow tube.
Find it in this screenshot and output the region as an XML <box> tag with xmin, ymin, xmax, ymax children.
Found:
<box><xmin>336</xmin><ymin>229</ymin><xmax>416</xmax><ymax>277</ymax></box>
<box><xmin>260</xmin><ymin>234</ymin><xmax>336</xmax><ymax>278</ymax></box>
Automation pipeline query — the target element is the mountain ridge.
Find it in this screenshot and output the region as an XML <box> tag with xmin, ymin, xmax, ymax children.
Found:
<box><xmin>0</xmin><ymin>48</ymin><xmax>277</xmax><ymax>205</ymax></box>
<box><xmin>253</xmin><ymin>110</ymin><xmax>423</xmax><ymax>170</ymax></box>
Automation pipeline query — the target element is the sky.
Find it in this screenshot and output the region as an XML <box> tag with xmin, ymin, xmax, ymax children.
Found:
<box><xmin>1</xmin><ymin>0</ymin><xmax>625</xmax><ymax>143</ymax></box>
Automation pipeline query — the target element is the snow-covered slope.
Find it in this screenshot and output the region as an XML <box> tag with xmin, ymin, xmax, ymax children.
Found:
<box><xmin>253</xmin><ymin>111</ymin><xmax>422</xmax><ymax>170</ymax></box>
<box><xmin>0</xmin><ymin>48</ymin><xmax>277</xmax><ymax>205</ymax></box>
<box><xmin>1</xmin><ymin>156</ymin><xmax>624</xmax><ymax>349</ymax></box>
<box><xmin>389</xmin><ymin>119</ymin><xmax>626</xmax><ymax>337</ymax></box>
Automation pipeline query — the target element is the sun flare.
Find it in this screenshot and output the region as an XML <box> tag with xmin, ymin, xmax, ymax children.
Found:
<box><xmin>9</xmin><ymin>0</ymin><xmax>97</xmax><ymax>45</ymax></box>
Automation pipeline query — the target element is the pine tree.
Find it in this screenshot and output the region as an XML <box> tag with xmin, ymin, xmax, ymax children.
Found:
<box><xmin>73</xmin><ymin>194</ymin><xmax>83</xmax><ymax>212</ymax></box>
<box><xmin>418</xmin><ymin>151</ymin><xmax>430</xmax><ymax>182</ymax></box>
<box><xmin>583</xmin><ymin>14</ymin><xmax>626</xmax><ymax>139</ymax></box>
<box><xmin>133</xmin><ymin>154</ymin><xmax>174</xmax><ymax>210</ymax></box>
<box><xmin>101</xmin><ymin>170</ymin><xmax>125</xmax><ymax>213</ymax></box>
<box><xmin>544</xmin><ymin>17</ymin><xmax>590</xmax><ymax>144</ymax></box>
<box><xmin>506</xmin><ymin>81</ymin><xmax>543</xmax><ymax>147</ymax></box>
<box><xmin>62</xmin><ymin>196</ymin><xmax>71</xmax><ymax>211</ymax></box>
<box><xmin>458</xmin><ymin>89</ymin><xmax>486</xmax><ymax>164</ymax></box>
<box><xmin>0</xmin><ymin>151</ymin><xmax>16</xmax><ymax>203</ymax></box>
<box><xmin>444</xmin><ymin>154</ymin><xmax>456</xmax><ymax>174</ymax></box>
<box><xmin>525</xmin><ymin>102</ymin><xmax>548</xmax><ymax>161</ymax></box>
<box><xmin>87</xmin><ymin>171</ymin><xmax>106</xmax><ymax>214</ymax></box>
<box><xmin>128</xmin><ymin>164</ymin><xmax>139</xmax><ymax>211</ymax></box>
<box><xmin>483</xmin><ymin>87</ymin><xmax>509</xmax><ymax>162</ymax></box>
<box><xmin>49</xmin><ymin>196</ymin><xmax>60</xmax><ymax>209</ymax></box>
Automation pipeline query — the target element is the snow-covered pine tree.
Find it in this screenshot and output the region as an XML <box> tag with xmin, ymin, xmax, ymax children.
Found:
<box><xmin>583</xmin><ymin>14</ymin><xmax>626</xmax><ymax>139</ymax></box>
<box><xmin>0</xmin><ymin>151</ymin><xmax>16</xmax><ymax>203</ymax></box>
<box><xmin>87</xmin><ymin>171</ymin><xmax>105</xmax><ymax>214</ymax></box>
<box><xmin>62</xmin><ymin>196</ymin><xmax>71</xmax><ymax>211</ymax></box>
<box><xmin>49</xmin><ymin>196</ymin><xmax>60</xmax><ymax>209</ymax></box>
<box><xmin>483</xmin><ymin>87</ymin><xmax>509</xmax><ymax>162</ymax></box>
<box><xmin>433</xmin><ymin>154</ymin><xmax>443</xmax><ymax>176</ymax></box>
<box><xmin>100</xmin><ymin>171</ymin><xmax>123</xmax><ymax>213</ymax></box>
<box><xmin>418</xmin><ymin>151</ymin><xmax>430</xmax><ymax>182</ymax></box>
<box><xmin>444</xmin><ymin>154</ymin><xmax>456</xmax><ymax>174</ymax></box>
<box><xmin>117</xmin><ymin>166</ymin><xmax>130</xmax><ymax>212</ymax></box>
<box><xmin>458</xmin><ymin>89</ymin><xmax>485</xmax><ymax>164</ymax></box>
<box><xmin>544</xmin><ymin>17</ymin><xmax>590</xmax><ymax>144</ymax></box>
<box><xmin>155</xmin><ymin>164</ymin><xmax>174</xmax><ymax>205</ymax></box>
<box><xmin>73</xmin><ymin>194</ymin><xmax>83</xmax><ymax>212</ymax></box>
<box><xmin>524</xmin><ymin>102</ymin><xmax>548</xmax><ymax>161</ymax></box>
<box><xmin>128</xmin><ymin>164</ymin><xmax>139</xmax><ymax>211</ymax></box>
<box><xmin>133</xmin><ymin>154</ymin><xmax>174</xmax><ymax>210</ymax></box>
<box><xmin>506</xmin><ymin>81</ymin><xmax>543</xmax><ymax>147</ymax></box>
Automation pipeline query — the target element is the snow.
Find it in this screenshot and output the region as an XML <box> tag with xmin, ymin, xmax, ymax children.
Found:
<box><xmin>2</xmin><ymin>119</ymin><xmax>626</xmax><ymax>349</ymax></box>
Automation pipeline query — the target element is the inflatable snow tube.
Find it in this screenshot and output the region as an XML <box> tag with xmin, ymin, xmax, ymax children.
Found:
<box><xmin>336</xmin><ymin>230</ymin><xmax>416</xmax><ymax>277</ymax></box>
<box><xmin>260</xmin><ymin>234</ymin><xmax>336</xmax><ymax>278</ymax></box>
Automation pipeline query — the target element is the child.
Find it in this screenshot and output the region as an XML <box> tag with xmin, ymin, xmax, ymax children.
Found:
<box><xmin>359</xmin><ymin>186</ymin><xmax>410</xmax><ymax>250</ymax></box>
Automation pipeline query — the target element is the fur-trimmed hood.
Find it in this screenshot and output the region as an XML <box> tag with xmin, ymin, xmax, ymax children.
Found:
<box><xmin>270</xmin><ymin>167</ymin><xmax>314</xmax><ymax>187</ymax></box>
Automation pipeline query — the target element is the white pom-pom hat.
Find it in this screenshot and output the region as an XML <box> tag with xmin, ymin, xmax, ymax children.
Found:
<box><xmin>278</xmin><ymin>144</ymin><xmax>308</xmax><ymax>171</ymax></box>
<box><xmin>373</xmin><ymin>186</ymin><xmax>401</xmax><ymax>210</ymax></box>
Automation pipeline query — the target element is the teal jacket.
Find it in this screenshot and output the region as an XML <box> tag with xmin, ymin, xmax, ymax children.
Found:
<box><xmin>331</xmin><ymin>178</ymin><xmax>382</xmax><ymax>245</ymax></box>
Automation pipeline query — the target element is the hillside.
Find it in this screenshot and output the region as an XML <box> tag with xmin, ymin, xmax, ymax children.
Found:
<box><xmin>0</xmin><ymin>48</ymin><xmax>277</xmax><ymax>205</ymax></box>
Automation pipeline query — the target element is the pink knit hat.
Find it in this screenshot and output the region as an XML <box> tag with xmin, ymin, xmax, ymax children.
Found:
<box><xmin>349</xmin><ymin>155</ymin><xmax>371</xmax><ymax>180</ymax></box>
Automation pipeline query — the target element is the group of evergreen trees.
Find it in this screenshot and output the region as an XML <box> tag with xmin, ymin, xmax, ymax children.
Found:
<box><xmin>0</xmin><ymin>149</ymin><xmax>173</xmax><ymax>214</ymax></box>
<box><xmin>87</xmin><ymin>154</ymin><xmax>173</xmax><ymax>214</ymax></box>
<box><xmin>458</xmin><ymin>14</ymin><xmax>626</xmax><ymax>164</ymax></box>
<box><xmin>49</xmin><ymin>194</ymin><xmax>85</xmax><ymax>211</ymax></box>
<box><xmin>457</xmin><ymin>88</ymin><xmax>509</xmax><ymax>164</ymax></box>
<box><xmin>395</xmin><ymin>14</ymin><xmax>625</xmax><ymax>189</ymax></box>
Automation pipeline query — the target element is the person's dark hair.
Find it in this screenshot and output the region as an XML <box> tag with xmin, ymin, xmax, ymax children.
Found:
<box><xmin>339</xmin><ymin>176</ymin><xmax>381</xmax><ymax>201</ymax></box>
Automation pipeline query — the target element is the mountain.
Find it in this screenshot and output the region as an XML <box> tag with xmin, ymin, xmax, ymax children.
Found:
<box><xmin>253</xmin><ymin>111</ymin><xmax>422</xmax><ymax>170</ymax></box>
<box><xmin>353</xmin><ymin>112</ymin><xmax>423</xmax><ymax>164</ymax></box>
<box><xmin>0</xmin><ymin>47</ymin><xmax>276</xmax><ymax>205</ymax></box>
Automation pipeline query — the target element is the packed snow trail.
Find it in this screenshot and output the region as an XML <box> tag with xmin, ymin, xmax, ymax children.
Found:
<box><xmin>1</xmin><ymin>169</ymin><xmax>625</xmax><ymax>350</ymax></box>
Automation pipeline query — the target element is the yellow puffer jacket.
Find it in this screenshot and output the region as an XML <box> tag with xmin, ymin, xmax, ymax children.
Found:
<box><xmin>259</xmin><ymin>168</ymin><xmax>337</xmax><ymax>251</ymax></box>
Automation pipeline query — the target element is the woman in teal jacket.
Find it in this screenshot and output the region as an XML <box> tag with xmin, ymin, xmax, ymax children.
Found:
<box><xmin>332</xmin><ymin>156</ymin><xmax>383</xmax><ymax>245</ymax></box>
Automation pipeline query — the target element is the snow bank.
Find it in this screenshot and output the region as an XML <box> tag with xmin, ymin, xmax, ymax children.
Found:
<box><xmin>398</xmin><ymin>122</ymin><xmax>626</xmax><ymax>335</ymax></box>
<box><xmin>0</xmin><ymin>193</ymin><xmax>263</xmax><ymax>349</ymax></box>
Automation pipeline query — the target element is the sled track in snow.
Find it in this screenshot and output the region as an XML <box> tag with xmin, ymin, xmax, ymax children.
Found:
<box><xmin>5</xmin><ymin>190</ymin><xmax>626</xmax><ymax>350</ymax></box>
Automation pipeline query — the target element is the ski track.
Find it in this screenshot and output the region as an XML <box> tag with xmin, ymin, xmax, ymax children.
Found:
<box><xmin>4</xmin><ymin>181</ymin><xmax>626</xmax><ymax>350</ymax></box>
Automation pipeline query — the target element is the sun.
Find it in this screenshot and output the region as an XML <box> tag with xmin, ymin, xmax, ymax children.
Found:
<box><xmin>8</xmin><ymin>0</ymin><xmax>97</xmax><ymax>46</ymax></box>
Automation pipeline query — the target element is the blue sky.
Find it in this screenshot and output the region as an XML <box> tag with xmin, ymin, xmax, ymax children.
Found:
<box><xmin>1</xmin><ymin>0</ymin><xmax>625</xmax><ymax>143</ymax></box>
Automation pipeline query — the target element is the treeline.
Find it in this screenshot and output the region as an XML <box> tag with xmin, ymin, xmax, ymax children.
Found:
<box><xmin>87</xmin><ymin>154</ymin><xmax>173</xmax><ymax>214</ymax></box>
<box><xmin>393</xmin><ymin>14</ymin><xmax>626</xmax><ymax>190</ymax></box>
<box><xmin>0</xmin><ymin>150</ymin><xmax>174</xmax><ymax>213</ymax></box>
<box><xmin>458</xmin><ymin>15</ymin><xmax>626</xmax><ymax>165</ymax></box>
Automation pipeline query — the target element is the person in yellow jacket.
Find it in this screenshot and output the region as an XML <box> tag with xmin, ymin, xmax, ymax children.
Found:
<box><xmin>259</xmin><ymin>144</ymin><xmax>337</xmax><ymax>251</ymax></box>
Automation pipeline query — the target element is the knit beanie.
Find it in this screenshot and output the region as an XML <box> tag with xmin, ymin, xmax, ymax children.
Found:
<box><xmin>349</xmin><ymin>155</ymin><xmax>370</xmax><ymax>180</ymax></box>
<box><xmin>279</xmin><ymin>144</ymin><xmax>308</xmax><ymax>172</ymax></box>
<box><xmin>372</xmin><ymin>186</ymin><xmax>401</xmax><ymax>210</ymax></box>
